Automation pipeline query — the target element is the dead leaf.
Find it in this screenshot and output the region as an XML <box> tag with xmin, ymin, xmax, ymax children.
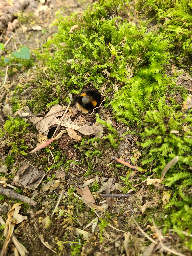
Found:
<box><xmin>77</xmin><ymin>123</ymin><xmax>103</xmax><ymax>136</ymax></box>
<box><xmin>70</xmin><ymin>25</ymin><xmax>79</xmax><ymax>33</ymax></box>
<box><xmin>143</xmin><ymin>242</ymin><xmax>156</xmax><ymax>256</ymax></box>
<box><xmin>105</xmin><ymin>178</ymin><xmax>114</xmax><ymax>194</ymax></box>
<box><xmin>34</xmin><ymin>4</ymin><xmax>49</xmax><ymax>16</ymax></box>
<box><xmin>105</xmin><ymin>178</ymin><xmax>114</xmax><ymax>207</ymax></box>
<box><xmin>14</xmin><ymin>106</ymin><xmax>32</xmax><ymax>118</ymax></box>
<box><xmin>77</xmin><ymin>125</ymin><xmax>95</xmax><ymax>136</ymax></box>
<box><xmin>12</xmin><ymin>162</ymin><xmax>45</xmax><ymax>189</ymax></box>
<box><xmin>12</xmin><ymin>204</ymin><xmax>27</xmax><ymax>224</ymax></box>
<box><xmin>98</xmin><ymin>178</ymin><xmax>114</xmax><ymax>194</ymax></box>
<box><xmin>147</xmin><ymin>179</ymin><xmax>161</xmax><ymax>185</ymax></box>
<box><xmin>76</xmin><ymin>186</ymin><xmax>95</xmax><ymax>204</ymax></box>
<box><xmin>42</xmin><ymin>180</ymin><xmax>60</xmax><ymax>192</ymax></box>
<box><xmin>61</xmin><ymin>117</ymin><xmax>81</xmax><ymax>130</ymax></box>
<box><xmin>67</xmin><ymin>128</ymin><xmax>82</xmax><ymax>141</ymax></box>
<box><xmin>55</xmin><ymin>171</ymin><xmax>65</xmax><ymax>180</ymax></box>
<box><xmin>124</xmin><ymin>232</ymin><xmax>130</xmax><ymax>256</ymax></box>
<box><xmin>139</xmin><ymin>202</ymin><xmax>150</xmax><ymax>214</ymax></box>
<box><xmin>30</xmin><ymin>25</ymin><xmax>42</xmax><ymax>31</ymax></box>
<box><xmin>76</xmin><ymin>228</ymin><xmax>92</xmax><ymax>240</ymax></box>
<box><xmin>182</xmin><ymin>95</ymin><xmax>192</xmax><ymax>110</ymax></box>
<box><xmin>82</xmin><ymin>178</ymin><xmax>95</xmax><ymax>187</ymax></box>
<box><xmin>12</xmin><ymin>235</ymin><xmax>29</xmax><ymax>256</ymax></box>
<box><xmin>0</xmin><ymin>165</ymin><xmax>8</xmax><ymax>174</ymax></box>
<box><xmin>30</xmin><ymin>104</ymin><xmax>64</xmax><ymax>135</ymax></box>
<box><xmin>76</xmin><ymin>186</ymin><xmax>107</xmax><ymax>211</ymax></box>
<box><xmin>1</xmin><ymin>203</ymin><xmax>27</xmax><ymax>256</ymax></box>
<box><xmin>61</xmin><ymin>117</ymin><xmax>103</xmax><ymax>137</ymax></box>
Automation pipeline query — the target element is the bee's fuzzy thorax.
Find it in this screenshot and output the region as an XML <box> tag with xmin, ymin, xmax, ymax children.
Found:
<box><xmin>76</xmin><ymin>90</ymin><xmax>101</xmax><ymax>113</ymax></box>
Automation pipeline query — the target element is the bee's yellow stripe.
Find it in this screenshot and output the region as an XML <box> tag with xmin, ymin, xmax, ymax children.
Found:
<box><xmin>81</xmin><ymin>93</ymin><xmax>87</xmax><ymax>97</ymax></box>
<box><xmin>92</xmin><ymin>100</ymin><xmax>97</xmax><ymax>107</ymax></box>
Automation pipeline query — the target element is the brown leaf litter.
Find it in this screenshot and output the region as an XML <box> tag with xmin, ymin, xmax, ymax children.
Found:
<box><xmin>12</xmin><ymin>162</ymin><xmax>45</xmax><ymax>189</ymax></box>
<box><xmin>76</xmin><ymin>186</ymin><xmax>108</xmax><ymax>211</ymax></box>
<box><xmin>0</xmin><ymin>203</ymin><xmax>28</xmax><ymax>256</ymax></box>
<box><xmin>30</xmin><ymin>104</ymin><xmax>103</xmax><ymax>153</ymax></box>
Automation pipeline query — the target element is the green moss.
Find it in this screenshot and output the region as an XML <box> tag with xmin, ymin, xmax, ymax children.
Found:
<box><xmin>3</xmin><ymin>117</ymin><xmax>30</xmax><ymax>156</ymax></box>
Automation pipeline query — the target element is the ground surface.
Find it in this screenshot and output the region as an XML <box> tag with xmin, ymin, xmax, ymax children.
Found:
<box><xmin>0</xmin><ymin>1</ymin><xmax>192</xmax><ymax>256</ymax></box>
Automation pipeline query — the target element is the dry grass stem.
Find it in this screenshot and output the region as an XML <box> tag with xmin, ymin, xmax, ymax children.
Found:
<box><xmin>51</xmin><ymin>189</ymin><xmax>65</xmax><ymax>218</ymax></box>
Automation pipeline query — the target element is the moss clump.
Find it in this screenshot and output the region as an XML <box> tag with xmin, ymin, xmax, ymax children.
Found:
<box><xmin>1</xmin><ymin>117</ymin><xmax>30</xmax><ymax>158</ymax></box>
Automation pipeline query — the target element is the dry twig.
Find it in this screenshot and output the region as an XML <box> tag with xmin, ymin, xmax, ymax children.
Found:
<box><xmin>0</xmin><ymin>186</ymin><xmax>37</xmax><ymax>206</ymax></box>
<box><xmin>30</xmin><ymin>130</ymin><xmax>65</xmax><ymax>153</ymax></box>
<box><xmin>51</xmin><ymin>189</ymin><xmax>64</xmax><ymax>218</ymax></box>
<box><xmin>132</xmin><ymin>217</ymin><xmax>186</xmax><ymax>256</ymax></box>
<box><xmin>101</xmin><ymin>194</ymin><xmax>132</xmax><ymax>197</ymax></box>
<box><xmin>112</xmin><ymin>156</ymin><xmax>145</xmax><ymax>171</ymax></box>
<box><xmin>132</xmin><ymin>217</ymin><xmax>158</xmax><ymax>244</ymax></box>
<box><xmin>152</xmin><ymin>219</ymin><xmax>186</xmax><ymax>256</ymax></box>
<box><xmin>2</xmin><ymin>66</ymin><xmax>9</xmax><ymax>87</ymax></box>
<box><xmin>160</xmin><ymin>156</ymin><xmax>178</xmax><ymax>182</ymax></box>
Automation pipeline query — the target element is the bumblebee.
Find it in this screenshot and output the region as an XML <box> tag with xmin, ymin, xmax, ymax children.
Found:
<box><xmin>76</xmin><ymin>90</ymin><xmax>101</xmax><ymax>114</ymax></box>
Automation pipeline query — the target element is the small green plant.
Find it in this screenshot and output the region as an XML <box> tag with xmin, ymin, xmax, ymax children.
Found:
<box><xmin>0</xmin><ymin>43</ymin><xmax>32</xmax><ymax>68</ymax></box>
<box><xmin>90</xmin><ymin>181</ymin><xmax>100</xmax><ymax>192</ymax></box>
<box><xmin>5</xmin><ymin>155</ymin><xmax>15</xmax><ymax>168</ymax></box>
<box><xmin>45</xmin><ymin>149</ymin><xmax>65</xmax><ymax>171</ymax></box>
<box><xmin>70</xmin><ymin>239</ymin><xmax>83</xmax><ymax>256</ymax></box>
<box><xmin>0</xmin><ymin>195</ymin><xmax>6</xmax><ymax>201</ymax></box>
<box><xmin>119</xmin><ymin>172</ymin><xmax>134</xmax><ymax>193</ymax></box>
<box><xmin>99</xmin><ymin>219</ymin><xmax>108</xmax><ymax>242</ymax></box>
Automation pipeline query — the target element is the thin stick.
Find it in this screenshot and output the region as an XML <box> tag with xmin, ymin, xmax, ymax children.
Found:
<box><xmin>38</xmin><ymin>234</ymin><xmax>56</xmax><ymax>254</ymax></box>
<box><xmin>160</xmin><ymin>156</ymin><xmax>178</xmax><ymax>182</ymax></box>
<box><xmin>51</xmin><ymin>189</ymin><xmax>64</xmax><ymax>218</ymax></box>
<box><xmin>0</xmin><ymin>186</ymin><xmax>37</xmax><ymax>206</ymax></box>
<box><xmin>108</xmin><ymin>224</ymin><xmax>125</xmax><ymax>233</ymax></box>
<box><xmin>152</xmin><ymin>219</ymin><xmax>186</xmax><ymax>256</ymax></box>
<box><xmin>132</xmin><ymin>217</ymin><xmax>158</xmax><ymax>244</ymax></box>
<box><xmin>2</xmin><ymin>66</ymin><xmax>9</xmax><ymax>87</ymax></box>
<box><xmin>112</xmin><ymin>156</ymin><xmax>144</xmax><ymax>171</ymax></box>
<box><xmin>4</xmin><ymin>34</ymin><xmax>14</xmax><ymax>48</ymax></box>
<box><xmin>30</xmin><ymin>130</ymin><xmax>66</xmax><ymax>153</ymax></box>
<box><xmin>101</xmin><ymin>194</ymin><xmax>132</xmax><ymax>198</ymax></box>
